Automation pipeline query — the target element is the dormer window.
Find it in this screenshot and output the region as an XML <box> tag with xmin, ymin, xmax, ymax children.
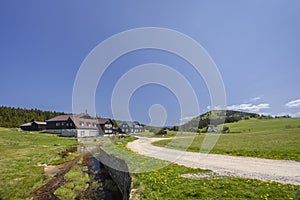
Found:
<box><xmin>80</xmin><ymin>121</ymin><xmax>84</xmax><ymax>126</ymax></box>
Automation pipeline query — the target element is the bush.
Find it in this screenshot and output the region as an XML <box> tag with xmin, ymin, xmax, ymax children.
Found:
<box><xmin>155</xmin><ymin>128</ymin><xmax>167</xmax><ymax>135</ymax></box>
<box><xmin>171</xmin><ymin>126</ymin><xmax>179</xmax><ymax>131</ymax></box>
<box><xmin>222</xmin><ymin>126</ymin><xmax>230</xmax><ymax>133</ymax></box>
<box><xmin>285</xmin><ymin>125</ymin><xmax>292</xmax><ymax>129</ymax></box>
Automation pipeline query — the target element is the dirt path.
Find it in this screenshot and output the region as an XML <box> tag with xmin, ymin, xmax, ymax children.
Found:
<box><xmin>127</xmin><ymin>137</ymin><xmax>300</xmax><ymax>185</ymax></box>
<box><xmin>29</xmin><ymin>155</ymin><xmax>82</xmax><ymax>200</ymax></box>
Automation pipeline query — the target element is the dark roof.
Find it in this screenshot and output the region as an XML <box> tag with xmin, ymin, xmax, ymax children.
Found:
<box><xmin>20</xmin><ymin>122</ymin><xmax>32</xmax><ymax>127</ymax></box>
<box><xmin>46</xmin><ymin>113</ymin><xmax>91</xmax><ymax>122</ymax></box>
<box><xmin>71</xmin><ymin>116</ymin><xmax>99</xmax><ymax>130</ymax></box>
<box><xmin>33</xmin><ymin>121</ymin><xmax>47</xmax><ymax>125</ymax></box>
<box><xmin>21</xmin><ymin>121</ymin><xmax>46</xmax><ymax>127</ymax></box>
<box><xmin>46</xmin><ymin>115</ymin><xmax>72</xmax><ymax>122</ymax></box>
<box><xmin>46</xmin><ymin>114</ymin><xmax>99</xmax><ymax>130</ymax></box>
<box><xmin>98</xmin><ymin>118</ymin><xmax>112</xmax><ymax>124</ymax></box>
<box><xmin>118</xmin><ymin>121</ymin><xmax>142</xmax><ymax>128</ymax></box>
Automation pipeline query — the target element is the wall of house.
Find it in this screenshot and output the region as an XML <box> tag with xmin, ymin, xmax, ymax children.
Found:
<box><xmin>46</xmin><ymin>120</ymin><xmax>76</xmax><ymax>130</ymax></box>
<box><xmin>99</xmin><ymin>121</ymin><xmax>114</xmax><ymax>134</ymax></box>
<box><xmin>21</xmin><ymin>123</ymin><xmax>46</xmax><ymax>131</ymax></box>
<box><xmin>46</xmin><ymin>129</ymin><xmax>62</xmax><ymax>134</ymax></box>
<box><xmin>76</xmin><ymin>129</ymin><xmax>99</xmax><ymax>137</ymax></box>
<box><xmin>46</xmin><ymin>128</ymin><xmax>99</xmax><ymax>137</ymax></box>
<box><xmin>61</xmin><ymin>129</ymin><xmax>78</xmax><ymax>137</ymax></box>
<box><xmin>20</xmin><ymin>126</ymin><xmax>33</xmax><ymax>131</ymax></box>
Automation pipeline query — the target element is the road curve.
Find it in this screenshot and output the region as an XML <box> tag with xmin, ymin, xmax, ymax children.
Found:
<box><xmin>127</xmin><ymin>137</ymin><xmax>300</xmax><ymax>185</ymax></box>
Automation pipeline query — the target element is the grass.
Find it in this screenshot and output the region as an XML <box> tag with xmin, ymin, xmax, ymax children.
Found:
<box><xmin>0</xmin><ymin>128</ymin><xmax>78</xmax><ymax>200</ymax></box>
<box><xmin>1</xmin><ymin>122</ymin><xmax>299</xmax><ymax>199</ymax></box>
<box><xmin>99</xmin><ymin>137</ymin><xmax>169</xmax><ymax>173</ymax></box>
<box><xmin>54</xmin><ymin>165</ymin><xmax>89</xmax><ymax>199</ymax></box>
<box><xmin>110</xmin><ymin>136</ymin><xmax>300</xmax><ymax>199</ymax></box>
<box><xmin>153</xmin><ymin>118</ymin><xmax>300</xmax><ymax>161</ymax></box>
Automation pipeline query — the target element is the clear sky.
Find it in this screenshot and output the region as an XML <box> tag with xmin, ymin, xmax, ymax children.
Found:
<box><xmin>0</xmin><ymin>1</ymin><xmax>299</xmax><ymax>125</ymax></box>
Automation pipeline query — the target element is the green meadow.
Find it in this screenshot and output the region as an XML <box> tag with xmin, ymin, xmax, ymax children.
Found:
<box><xmin>113</xmin><ymin>137</ymin><xmax>300</xmax><ymax>200</ymax></box>
<box><xmin>1</xmin><ymin>118</ymin><xmax>300</xmax><ymax>199</ymax></box>
<box><xmin>153</xmin><ymin>118</ymin><xmax>300</xmax><ymax>160</ymax></box>
<box><xmin>0</xmin><ymin>128</ymin><xmax>78</xmax><ymax>200</ymax></box>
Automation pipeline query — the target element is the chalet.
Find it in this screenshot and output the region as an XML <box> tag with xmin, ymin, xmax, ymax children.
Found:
<box><xmin>46</xmin><ymin>114</ymin><xmax>100</xmax><ymax>137</ymax></box>
<box><xmin>118</xmin><ymin>121</ymin><xmax>144</xmax><ymax>134</ymax></box>
<box><xmin>20</xmin><ymin>121</ymin><xmax>47</xmax><ymax>131</ymax></box>
<box><xmin>98</xmin><ymin>118</ymin><xmax>114</xmax><ymax>134</ymax></box>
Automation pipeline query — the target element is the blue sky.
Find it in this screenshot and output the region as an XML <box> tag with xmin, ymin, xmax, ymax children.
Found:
<box><xmin>0</xmin><ymin>1</ymin><xmax>300</xmax><ymax>125</ymax></box>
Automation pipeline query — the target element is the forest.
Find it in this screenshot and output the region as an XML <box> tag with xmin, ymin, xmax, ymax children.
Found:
<box><xmin>0</xmin><ymin>106</ymin><xmax>66</xmax><ymax>128</ymax></box>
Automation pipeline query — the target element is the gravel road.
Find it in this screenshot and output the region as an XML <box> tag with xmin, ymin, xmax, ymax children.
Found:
<box><xmin>127</xmin><ymin>137</ymin><xmax>300</xmax><ymax>185</ymax></box>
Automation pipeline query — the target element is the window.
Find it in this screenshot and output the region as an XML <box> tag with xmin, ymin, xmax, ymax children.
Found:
<box><xmin>93</xmin><ymin>123</ymin><xmax>96</xmax><ymax>127</ymax></box>
<box><xmin>56</xmin><ymin>122</ymin><xmax>60</xmax><ymax>126</ymax></box>
<box><xmin>105</xmin><ymin>124</ymin><xmax>112</xmax><ymax>128</ymax></box>
<box><xmin>62</xmin><ymin>122</ymin><xmax>65</xmax><ymax>126</ymax></box>
<box><xmin>87</xmin><ymin>122</ymin><xmax>91</xmax><ymax>127</ymax></box>
<box><xmin>80</xmin><ymin>130</ymin><xmax>85</xmax><ymax>137</ymax></box>
<box><xmin>80</xmin><ymin>121</ymin><xmax>84</xmax><ymax>126</ymax></box>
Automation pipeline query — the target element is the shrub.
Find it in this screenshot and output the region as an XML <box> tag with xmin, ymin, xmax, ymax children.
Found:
<box><xmin>155</xmin><ymin>128</ymin><xmax>167</xmax><ymax>135</ymax></box>
<box><xmin>222</xmin><ymin>126</ymin><xmax>230</xmax><ymax>133</ymax></box>
<box><xmin>285</xmin><ymin>125</ymin><xmax>292</xmax><ymax>129</ymax></box>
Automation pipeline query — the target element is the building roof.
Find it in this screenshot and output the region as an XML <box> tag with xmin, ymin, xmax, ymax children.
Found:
<box><xmin>98</xmin><ymin>118</ymin><xmax>112</xmax><ymax>124</ymax></box>
<box><xmin>46</xmin><ymin>115</ymin><xmax>72</xmax><ymax>122</ymax></box>
<box><xmin>20</xmin><ymin>121</ymin><xmax>46</xmax><ymax>127</ymax></box>
<box><xmin>71</xmin><ymin>116</ymin><xmax>99</xmax><ymax>130</ymax></box>
<box><xmin>46</xmin><ymin>114</ymin><xmax>99</xmax><ymax>130</ymax></box>
<box><xmin>20</xmin><ymin>122</ymin><xmax>32</xmax><ymax>127</ymax></box>
<box><xmin>118</xmin><ymin>121</ymin><xmax>142</xmax><ymax>128</ymax></box>
<box><xmin>33</xmin><ymin>121</ymin><xmax>47</xmax><ymax>125</ymax></box>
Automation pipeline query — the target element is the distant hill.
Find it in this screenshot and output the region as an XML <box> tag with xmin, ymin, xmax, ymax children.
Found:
<box><xmin>180</xmin><ymin>110</ymin><xmax>261</xmax><ymax>131</ymax></box>
<box><xmin>220</xmin><ymin>117</ymin><xmax>300</xmax><ymax>133</ymax></box>
<box><xmin>0</xmin><ymin>106</ymin><xmax>66</xmax><ymax>128</ymax></box>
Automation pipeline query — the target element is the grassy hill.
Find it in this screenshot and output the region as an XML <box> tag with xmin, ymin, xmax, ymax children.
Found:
<box><xmin>154</xmin><ymin>118</ymin><xmax>300</xmax><ymax>161</ymax></box>
<box><xmin>180</xmin><ymin>110</ymin><xmax>261</xmax><ymax>131</ymax></box>
<box><xmin>220</xmin><ymin>117</ymin><xmax>300</xmax><ymax>133</ymax></box>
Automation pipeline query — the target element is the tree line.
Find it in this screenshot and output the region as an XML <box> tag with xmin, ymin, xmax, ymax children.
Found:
<box><xmin>0</xmin><ymin>106</ymin><xmax>66</xmax><ymax>128</ymax></box>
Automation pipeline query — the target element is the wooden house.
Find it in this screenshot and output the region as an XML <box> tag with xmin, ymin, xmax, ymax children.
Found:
<box><xmin>20</xmin><ymin>121</ymin><xmax>47</xmax><ymax>131</ymax></box>
<box><xmin>118</xmin><ymin>121</ymin><xmax>144</xmax><ymax>133</ymax></box>
<box><xmin>46</xmin><ymin>114</ymin><xmax>100</xmax><ymax>137</ymax></box>
<box><xmin>98</xmin><ymin>118</ymin><xmax>114</xmax><ymax>134</ymax></box>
